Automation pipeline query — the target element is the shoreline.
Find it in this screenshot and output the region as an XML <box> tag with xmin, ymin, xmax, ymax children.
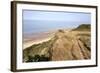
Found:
<box><xmin>23</xmin><ymin>31</ymin><xmax>55</xmax><ymax>49</ymax></box>
<box><xmin>23</xmin><ymin>29</ymin><xmax>72</xmax><ymax>49</ymax></box>
<box><xmin>23</xmin><ymin>37</ymin><xmax>52</xmax><ymax>49</ymax></box>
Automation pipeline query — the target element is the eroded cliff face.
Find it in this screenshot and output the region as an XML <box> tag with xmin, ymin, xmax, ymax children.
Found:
<box><xmin>51</xmin><ymin>30</ymin><xmax>91</xmax><ymax>61</ymax></box>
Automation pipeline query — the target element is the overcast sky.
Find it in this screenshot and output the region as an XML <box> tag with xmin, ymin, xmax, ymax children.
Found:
<box><xmin>23</xmin><ymin>10</ymin><xmax>91</xmax><ymax>34</ymax></box>
<box><xmin>23</xmin><ymin>10</ymin><xmax>91</xmax><ymax>23</ymax></box>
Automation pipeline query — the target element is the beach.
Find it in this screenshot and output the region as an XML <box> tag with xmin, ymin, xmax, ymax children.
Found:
<box><xmin>23</xmin><ymin>31</ymin><xmax>54</xmax><ymax>49</ymax></box>
<box><xmin>23</xmin><ymin>37</ymin><xmax>52</xmax><ymax>49</ymax></box>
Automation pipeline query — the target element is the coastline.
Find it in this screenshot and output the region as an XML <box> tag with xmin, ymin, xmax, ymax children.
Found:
<box><xmin>23</xmin><ymin>31</ymin><xmax>55</xmax><ymax>49</ymax></box>
<box><xmin>23</xmin><ymin>37</ymin><xmax>52</xmax><ymax>49</ymax></box>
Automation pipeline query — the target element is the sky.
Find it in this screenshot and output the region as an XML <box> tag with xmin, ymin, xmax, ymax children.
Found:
<box><xmin>23</xmin><ymin>10</ymin><xmax>91</xmax><ymax>34</ymax></box>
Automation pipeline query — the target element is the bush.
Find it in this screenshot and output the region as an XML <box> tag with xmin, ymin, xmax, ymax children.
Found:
<box><xmin>26</xmin><ymin>54</ymin><xmax>50</xmax><ymax>62</ymax></box>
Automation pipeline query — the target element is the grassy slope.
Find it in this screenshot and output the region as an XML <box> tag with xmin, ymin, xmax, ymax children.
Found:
<box><xmin>23</xmin><ymin>24</ymin><xmax>91</xmax><ymax>62</ymax></box>
<box><xmin>72</xmin><ymin>24</ymin><xmax>90</xmax><ymax>31</ymax></box>
<box><xmin>23</xmin><ymin>35</ymin><xmax>57</xmax><ymax>62</ymax></box>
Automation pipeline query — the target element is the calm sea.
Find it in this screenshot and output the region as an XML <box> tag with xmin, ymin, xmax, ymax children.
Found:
<box><xmin>23</xmin><ymin>20</ymin><xmax>89</xmax><ymax>34</ymax></box>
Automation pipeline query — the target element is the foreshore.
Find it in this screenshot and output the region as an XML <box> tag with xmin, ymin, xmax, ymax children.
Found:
<box><xmin>23</xmin><ymin>37</ymin><xmax>52</xmax><ymax>49</ymax></box>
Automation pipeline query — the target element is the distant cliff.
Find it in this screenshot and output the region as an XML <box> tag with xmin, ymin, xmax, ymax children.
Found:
<box><xmin>73</xmin><ymin>24</ymin><xmax>90</xmax><ymax>31</ymax></box>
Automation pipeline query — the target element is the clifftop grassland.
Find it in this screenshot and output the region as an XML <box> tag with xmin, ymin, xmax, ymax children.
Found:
<box><xmin>72</xmin><ymin>24</ymin><xmax>90</xmax><ymax>31</ymax></box>
<box><xmin>23</xmin><ymin>24</ymin><xmax>91</xmax><ymax>62</ymax></box>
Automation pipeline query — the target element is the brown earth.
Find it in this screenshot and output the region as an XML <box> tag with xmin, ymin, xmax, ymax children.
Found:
<box><xmin>51</xmin><ymin>30</ymin><xmax>91</xmax><ymax>61</ymax></box>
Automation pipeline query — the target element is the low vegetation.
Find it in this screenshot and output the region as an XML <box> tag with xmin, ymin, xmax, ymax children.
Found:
<box><xmin>72</xmin><ymin>24</ymin><xmax>90</xmax><ymax>31</ymax></box>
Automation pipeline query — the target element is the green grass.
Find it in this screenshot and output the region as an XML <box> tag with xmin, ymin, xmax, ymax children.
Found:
<box><xmin>73</xmin><ymin>24</ymin><xmax>91</xmax><ymax>31</ymax></box>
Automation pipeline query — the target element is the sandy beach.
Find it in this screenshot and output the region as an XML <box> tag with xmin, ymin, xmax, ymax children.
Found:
<box><xmin>23</xmin><ymin>31</ymin><xmax>55</xmax><ymax>49</ymax></box>
<box><xmin>23</xmin><ymin>37</ymin><xmax>53</xmax><ymax>49</ymax></box>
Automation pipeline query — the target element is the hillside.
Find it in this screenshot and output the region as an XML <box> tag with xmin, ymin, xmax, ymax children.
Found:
<box><xmin>72</xmin><ymin>24</ymin><xmax>90</xmax><ymax>31</ymax></box>
<box><xmin>23</xmin><ymin>24</ymin><xmax>91</xmax><ymax>62</ymax></box>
